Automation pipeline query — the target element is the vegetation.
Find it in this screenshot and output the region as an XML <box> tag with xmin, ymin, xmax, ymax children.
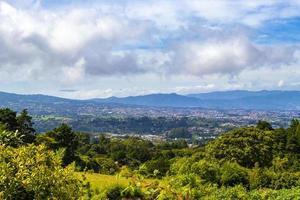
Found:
<box><xmin>3</xmin><ymin>108</ymin><xmax>300</xmax><ymax>199</ymax></box>
<box><xmin>0</xmin><ymin>144</ymin><xmax>86</xmax><ymax>199</ymax></box>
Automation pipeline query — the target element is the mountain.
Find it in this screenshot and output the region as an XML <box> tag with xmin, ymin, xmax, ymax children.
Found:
<box><xmin>0</xmin><ymin>91</ymin><xmax>74</xmax><ymax>104</ymax></box>
<box><xmin>91</xmin><ymin>93</ymin><xmax>204</xmax><ymax>107</ymax></box>
<box><xmin>93</xmin><ymin>90</ymin><xmax>300</xmax><ymax>110</ymax></box>
<box><xmin>188</xmin><ymin>90</ymin><xmax>300</xmax><ymax>110</ymax></box>
<box><xmin>188</xmin><ymin>90</ymin><xmax>266</xmax><ymax>100</ymax></box>
<box><xmin>1</xmin><ymin>90</ymin><xmax>300</xmax><ymax>111</ymax></box>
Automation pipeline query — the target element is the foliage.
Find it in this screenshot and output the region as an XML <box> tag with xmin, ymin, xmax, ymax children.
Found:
<box><xmin>205</xmin><ymin>127</ymin><xmax>275</xmax><ymax>167</ymax></box>
<box><xmin>16</xmin><ymin>109</ymin><xmax>36</xmax><ymax>143</ymax></box>
<box><xmin>39</xmin><ymin>123</ymin><xmax>79</xmax><ymax>166</ymax></box>
<box><xmin>0</xmin><ymin>108</ymin><xmax>18</xmax><ymax>131</ymax></box>
<box><xmin>5</xmin><ymin>108</ymin><xmax>300</xmax><ymax>199</ymax></box>
<box><xmin>142</xmin><ymin>158</ymin><xmax>170</xmax><ymax>178</ymax></box>
<box><xmin>0</xmin><ymin>108</ymin><xmax>35</xmax><ymax>143</ymax></box>
<box><xmin>191</xmin><ymin>159</ymin><xmax>220</xmax><ymax>184</ymax></box>
<box><xmin>0</xmin><ymin>129</ymin><xmax>23</xmax><ymax>147</ymax></box>
<box><xmin>167</xmin><ymin>127</ymin><xmax>192</xmax><ymax>139</ymax></box>
<box><xmin>257</xmin><ymin>120</ymin><xmax>273</xmax><ymax>131</ymax></box>
<box><xmin>0</xmin><ymin>144</ymin><xmax>85</xmax><ymax>199</ymax></box>
<box><xmin>220</xmin><ymin>162</ymin><xmax>249</xmax><ymax>187</ymax></box>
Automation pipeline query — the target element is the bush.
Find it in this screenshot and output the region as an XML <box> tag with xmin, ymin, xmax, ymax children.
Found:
<box><xmin>0</xmin><ymin>144</ymin><xmax>85</xmax><ymax>199</ymax></box>
<box><xmin>191</xmin><ymin>159</ymin><xmax>220</xmax><ymax>184</ymax></box>
<box><xmin>101</xmin><ymin>184</ymin><xmax>144</xmax><ymax>200</ymax></box>
<box><xmin>249</xmin><ymin>166</ymin><xmax>271</xmax><ymax>190</ymax></box>
<box><xmin>206</xmin><ymin>185</ymin><xmax>250</xmax><ymax>200</ymax></box>
<box><xmin>0</xmin><ymin>129</ymin><xmax>23</xmax><ymax>147</ymax></box>
<box><xmin>220</xmin><ymin>162</ymin><xmax>249</xmax><ymax>187</ymax></box>
<box><xmin>170</xmin><ymin>157</ymin><xmax>194</xmax><ymax>175</ymax></box>
<box><xmin>105</xmin><ymin>185</ymin><xmax>125</xmax><ymax>200</ymax></box>
<box><xmin>143</xmin><ymin>158</ymin><xmax>170</xmax><ymax>178</ymax></box>
<box><xmin>206</xmin><ymin>127</ymin><xmax>275</xmax><ymax>168</ymax></box>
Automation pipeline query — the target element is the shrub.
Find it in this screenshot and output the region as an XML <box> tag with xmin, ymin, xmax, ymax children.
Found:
<box><xmin>220</xmin><ymin>162</ymin><xmax>249</xmax><ymax>187</ymax></box>
<box><xmin>0</xmin><ymin>144</ymin><xmax>85</xmax><ymax>199</ymax></box>
<box><xmin>191</xmin><ymin>159</ymin><xmax>220</xmax><ymax>184</ymax></box>
<box><xmin>105</xmin><ymin>185</ymin><xmax>125</xmax><ymax>200</ymax></box>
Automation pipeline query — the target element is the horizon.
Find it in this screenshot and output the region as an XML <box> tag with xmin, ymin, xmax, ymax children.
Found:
<box><xmin>2</xmin><ymin>89</ymin><xmax>300</xmax><ymax>100</ymax></box>
<box><xmin>1</xmin><ymin>1</ymin><xmax>300</xmax><ymax>98</ymax></box>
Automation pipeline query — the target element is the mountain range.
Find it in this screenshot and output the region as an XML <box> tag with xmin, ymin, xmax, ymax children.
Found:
<box><xmin>1</xmin><ymin>90</ymin><xmax>300</xmax><ymax>111</ymax></box>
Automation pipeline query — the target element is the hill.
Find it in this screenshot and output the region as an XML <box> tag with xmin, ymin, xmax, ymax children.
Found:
<box><xmin>91</xmin><ymin>93</ymin><xmax>204</xmax><ymax>107</ymax></box>
<box><xmin>1</xmin><ymin>90</ymin><xmax>300</xmax><ymax>111</ymax></box>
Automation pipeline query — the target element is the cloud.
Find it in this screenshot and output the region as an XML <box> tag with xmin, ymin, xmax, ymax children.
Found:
<box><xmin>0</xmin><ymin>1</ymin><xmax>150</xmax><ymax>83</ymax></box>
<box><xmin>60</xmin><ymin>89</ymin><xmax>78</xmax><ymax>93</ymax></box>
<box><xmin>169</xmin><ymin>35</ymin><xmax>298</xmax><ymax>76</ymax></box>
<box><xmin>1</xmin><ymin>0</ymin><xmax>300</xmax><ymax>97</ymax></box>
<box><xmin>174</xmin><ymin>84</ymin><xmax>216</xmax><ymax>94</ymax></box>
<box><xmin>278</xmin><ymin>80</ymin><xmax>285</xmax><ymax>87</ymax></box>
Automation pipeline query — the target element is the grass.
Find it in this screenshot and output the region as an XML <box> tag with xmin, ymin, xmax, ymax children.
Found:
<box><xmin>75</xmin><ymin>172</ymin><xmax>164</xmax><ymax>191</ymax></box>
<box><xmin>75</xmin><ymin>172</ymin><xmax>130</xmax><ymax>190</ymax></box>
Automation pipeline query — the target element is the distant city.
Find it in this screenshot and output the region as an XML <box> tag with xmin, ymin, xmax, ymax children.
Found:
<box><xmin>1</xmin><ymin>90</ymin><xmax>300</xmax><ymax>144</ymax></box>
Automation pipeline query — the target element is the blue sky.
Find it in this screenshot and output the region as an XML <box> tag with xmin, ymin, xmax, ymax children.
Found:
<box><xmin>1</xmin><ymin>0</ymin><xmax>300</xmax><ymax>98</ymax></box>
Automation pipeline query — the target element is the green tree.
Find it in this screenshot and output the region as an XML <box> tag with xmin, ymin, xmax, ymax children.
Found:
<box><xmin>286</xmin><ymin>120</ymin><xmax>300</xmax><ymax>154</ymax></box>
<box><xmin>191</xmin><ymin>159</ymin><xmax>220</xmax><ymax>184</ymax></box>
<box><xmin>43</xmin><ymin>124</ymin><xmax>79</xmax><ymax>166</ymax></box>
<box><xmin>0</xmin><ymin>108</ymin><xmax>17</xmax><ymax>131</ymax></box>
<box><xmin>16</xmin><ymin>109</ymin><xmax>36</xmax><ymax>143</ymax></box>
<box><xmin>206</xmin><ymin>127</ymin><xmax>275</xmax><ymax>167</ymax></box>
<box><xmin>167</xmin><ymin>127</ymin><xmax>192</xmax><ymax>139</ymax></box>
<box><xmin>257</xmin><ymin>120</ymin><xmax>273</xmax><ymax>131</ymax></box>
<box><xmin>220</xmin><ymin>162</ymin><xmax>249</xmax><ymax>187</ymax></box>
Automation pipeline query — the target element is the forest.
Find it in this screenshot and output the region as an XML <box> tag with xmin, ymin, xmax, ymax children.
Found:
<box><xmin>2</xmin><ymin>108</ymin><xmax>300</xmax><ymax>199</ymax></box>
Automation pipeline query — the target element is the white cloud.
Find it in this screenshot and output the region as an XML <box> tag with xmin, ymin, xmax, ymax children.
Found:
<box><xmin>1</xmin><ymin>0</ymin><xmax>300</xmax><ymax>97</ymax></box>
<box><xmin>174</xmin><ymin>84</ymin><xmax>216</xmax><ymax>94</ymax></box>
<box><xmin>278</xmin><ymin>80</ymin><xmax>285</xmax><ymax>87</ymax></box>
<box><xmin>169</xmin><ymin>36</ymin><xmax>298</xmax><ymax>76</ymax></box>
<box><xmin>62</xmin><ymin>58</ymin><xmax>86</xmax><ymax>84</ymax></box>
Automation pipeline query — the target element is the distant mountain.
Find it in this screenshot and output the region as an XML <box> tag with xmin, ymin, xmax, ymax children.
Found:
<box><xmin>1</xmin><ymin>90</ymin><xmax>300</xmax><ymax>111</ymax></box>
<box><xmin>0</xmin><ymin>91</ymin><xmax>74</xmax><ymax>104</ymax></box>
<box><xmin>187</xmin><ymin>90</ymin><xmax>300</xmax><ymax>110</ymax></box>
<box><xmin>91</xmin><ymin>93</ymin><xmax>204</xmax><ymax>107</ymax></box>
<box><xmin>188</xmin><ymin>90</ymin><xmax>266</xmax><ymax>100</ymax></box>
<box><xmin>94</xmin><ymin>90</ymin><xmax>300</xmax><ymax>110</ymax></box>
<box><xmin>188</xmin><ymin>90</ymin><xmax>292</xmax><ymax>100</ymax></box>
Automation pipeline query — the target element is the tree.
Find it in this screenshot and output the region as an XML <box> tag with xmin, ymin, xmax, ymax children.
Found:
<box><xmin>167</xmin><ymin>127</ymin><xmax>192</xmax><ymax>139</ymax></box>
<box><xmin>257</xmin><ymin>120</ymin><xmax>273</xmax><ymax>131</ymax></box>
<box><xmin>206</xmin><ymin>127</ymin><xmax>275</xmax><ymax>167</ymax></box>
<box><xmin>220</xmin><ymin>162</ymin><xmax>249</xmax><ymax>187</ymax></box>
<box><xmin>143</xmin><ymin>158</ymin><xmax>170</xmax><ymax>177</ymax></box>
<box><xmin>286</xmin><ymin>120</ymin><xmax>300</xmax><ymax>154</ymax></box>
<box><xmin>16</xmin><ymin>109</ymin><xmax>36</xmax><ymax>143</ymax></box>
<box><xmin>0</xmin><ymin>108</ymin><xmax>35</xmax><ymax>144</ymax></box>
<box><xmin>191</xmin><ymin>159</ymin><xmax>220</xmax><ymax>184</ymax></box>
<box><xmin>42</xmin><ymin>124</ymin><xmax>79</xmax><ymax>166</ymax></box>
<box><xmin>0</xmin><ymin>108</ymin><xmax>17</xmax><ymax>131</ymax></box>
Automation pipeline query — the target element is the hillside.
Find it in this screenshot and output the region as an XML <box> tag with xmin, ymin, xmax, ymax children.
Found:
<box><xmin>1</xmin><ymin>90</ymin><xmax>300</xmax><ymax>111</ymax></box>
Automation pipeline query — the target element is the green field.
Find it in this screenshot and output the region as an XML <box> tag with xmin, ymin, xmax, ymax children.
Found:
<box><xmin>34</xmin><ymin>115</ymin><xmax>71</xmax><ymax>121</ymax></box>
<box><xmin>76</xmin><ymin>173</ymin><xmax>130</xmax><ymax>190</ymax></box>
<box><xmin>75</xmin><ymin>172</ymin><xmax>163</xmax><ymax>190</ymax></box>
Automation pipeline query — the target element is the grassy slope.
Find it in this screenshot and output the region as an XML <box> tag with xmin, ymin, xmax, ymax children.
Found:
<box><xmin>75</xmin><ymin>172</ymin><xmax>163</xmax><ymax>190</ymax></box>
<box><xmin>75</xmin><ymin>173</ymin><xmax>129</xmax><ymax>190</ymax></box>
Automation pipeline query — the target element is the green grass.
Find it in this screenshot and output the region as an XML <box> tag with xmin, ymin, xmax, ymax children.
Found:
<box><xmin>75</xmin><ymin>172</ymin><xmax>164</xmax><ymax>190</ymax></box>
<box><xmin>75</xmin><ymin>172</ymin><xmax>130</xmax><ymax>189</ymax></box>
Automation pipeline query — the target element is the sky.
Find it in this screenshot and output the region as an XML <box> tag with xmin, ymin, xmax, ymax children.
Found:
<box><xmin>1</xmin><ymin>0</ymin><xmax>300</xmax><ymax>99</ymax></box>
